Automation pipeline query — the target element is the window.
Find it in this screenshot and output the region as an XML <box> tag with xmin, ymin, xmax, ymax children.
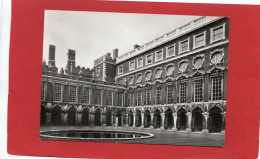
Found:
<box><xmin>107</xmin><ymin>90</ymin><xmax>113</xmax><ymax>106</ymax></box>
<box><xmin>96</xmin><ymin>67</ymin><xmax>100</xmax><ymax>76</ymax></box>
<box><xmin>129</xmin><ymin>61</ymin><xmax>135</xmax><ymax>71</ymax></box>
<box><xmin>166</xmin><ymin>45</ymin><xmax>175</xmax><ymax>58</ymax></box>
<box><xmin>211</xmin><ymin>24</ymin><xmax>225</xmax><ymax>43</ymax></box>
<box><xmin>194</xmin><ymin>80</ymin><xmax>203</xmax><ymax>102</ymax></box>
<box><xmin>155</xmin><ymin>87</ymin><xmax>161</xmax><ymax>105</ymax></box>
<box><xmin>179</xmin><ymin>83</ymin><xmax>187</xmax><ymax>103</ymax></box>
<box><xmin>96</xmin><ymin>89</ymin><xmax>102</xmax><ymax>105</ymax></box>
<box><xmin>166</xmin><ymin>85</ymin><xmax>173</xmax><ymax>104</ymax></box>
<box><xmin>179</xmin><ymin>39</ymin><xmax>189</xmax><ymax>53</ymax></box>
<box><xmin>83</xmin><ymin>87</ymin><xmax>90</xmax><ymax>104</ymax></box>
<box><xmin>129</xmin><ymin>92</ymin><xmax>134</xmax><ymax>106</ymax></box>
<box><xmin>155</xmin><ymin>50</ymin><xmax>163</xmax><ymax>62</ymax></box>
<box><xmin>137</xmin><ymin>57</ymin><xmax>143</xmax><ymax>68</ymax></box>
<box><xmin>69</xmin><ymin>85</ymin><xmax>77</xmax><ymax>103</ymax></box>
<box><xmin>145</xmin><ymin>54</ymin><xmax>153</xmax><ymax>65</ymax></box>
<box><xmin>212</xmin><ymin>77</ymin><xmax>222</xmax><ymax>100</ymax></box>
<box><xmin>194</xmin><ymin>32</ymin><xmax>206</xmax><ymax>48</ymax></box>
<box><xmin>54</xmin><ymin>83</ymin><xmax>62</xmax><ymax>102</ymax></box>
<box><xmin>137</xmin><ymin>91</ymin><xmax>142</xmax><ymax>106</ymax></box>
<box><xmin>118</xmin><ymin>65</ymin><xmax>123</xmax><ymax>74</ymax></box>
<box><xmin>41</xmin><ymin>82</ymin><xmax>45</xmax><ymax>101</ymax></box>
<box><xmin>118</xmin><ymin>92</ymin><xmax>123</xmax><ymax>106</ymax></box>
<box><xmin>145</xmin><ymin>90</ymin><xmax>151</xmax><ymax>105</ymax></box>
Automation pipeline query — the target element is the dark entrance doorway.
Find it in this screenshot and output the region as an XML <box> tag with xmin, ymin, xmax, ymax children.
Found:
<box><xmin>68</xmin><ymin>107</ymin><xmax>76</xmax><ymax>126</ymax></box>
<box><xmin>164</xmin><ymin>109</ymin><xmax>173</xmax><ymax>129</ymax></box>
<box><xmin>135</xmin><ymin>110</ymin><xmax>142</xmax><ymax>127</ymax></box>
<box><xmin>144</xmin><ymin>110</ymin><xmax>151</xmax><ymax>128</ymax></box>
<box><xmin>40</xmin><ymin>106</ymin><xmax>47</xmax><ymax>125</ymax></box>
<box><xmin>209</xmin><ymin>107</ymin><xmax>222</xmax><ymax>133</ymax></box>
<box><xmin>82</xmin><ymin>108</ymin><xmax>90</xmax><ymax>126</ymax></box>
<box><xmin>177</xmin><ymin>108</ymin><xmax>187</xmax><ymax>131</ymax></box>
<box><xmin>94</xmin><ymin>109</ymin><xmax>102</xmax><ymax>126</ymax></box>
<box><xmin>106</xmin><ymin>110</ymin><xmax>112</xmax><ymax>126</ymax></box>
<box><xmin>191</xmin><ymin>108</ymin><xmax>203</xmax><ymax>132</ymax></box>
<box><xmin>153</xmin><ymin>109</ymin><xmax>161</xmax><ymax>129</ymax></box>
<box><xmin>51</xmin><ymin>106</ymin><xmax>62</xmax><ymax>125</ymax></box>
<box><xmin>128</xmin><ymin>111</ymin><xmax>134</xmax><ymax>126</ymax></box>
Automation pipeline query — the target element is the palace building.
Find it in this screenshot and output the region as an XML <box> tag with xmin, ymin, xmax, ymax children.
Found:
<box><xmin>41</xmin><ymin>16</ymin><xmax>229</xmax><ymax>133</ymax></box>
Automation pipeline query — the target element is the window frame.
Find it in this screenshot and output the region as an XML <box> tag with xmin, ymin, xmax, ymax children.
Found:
<box><xmin>179</xmin><ymin>38</ymin><xmax>190</xmax><ymax>54</ymax></box>
<box><xmin>193</xmin><ymin>31</ymin><xmax>206</xmax><ymax>49</ymax></box>
<box><xmin>136</xmin><ymin>57</ymin><xmax>144</xmax><ymax>68</ymax></box>
<box><xmin>210</xmin><ymin>23</ymin><xmax>226</xmax><ymax>44</ymax></box>
<box><xmin>129</xmin><ymin>92</ymin><xmax>134</xmax><ymax>106</ymax></box>
<box><xmin>107</xmin><ymin>90</ymin><xmax>114</xmax><ymax>106</ymax></box>
<box><xmin>166</xmin><ymin>84</ymin><xmax>173</xmax><ymax>104</ymax></box>
<box><xmin>129</xmin><ymin>60</ymin><xmax>135</xmax><ymax>71</ymax></box>
<box><xmin>155</xmin><ymin>87</ymin><xmax>162</xmax><ymax>105</ymax></box>
<box><xmin>83</xmin><ymin>86</ymin><xmax>91</xmax><ymax>104</ymax></box>
<box><xmin>69</xmin><ymin>85</ymin><xmax>78</xmax><ymax>103</ymax></box>
<box><xmin>166</xmin><ymin>44</ymin><xmax>176</xmax><ymax>58</ymax></box>
<box><xmin>210</xmin><ymin>75</ymin><xmax>223</xmax><ymax>101</ymax></box>
<box><xmin>95</xmin><ymin>89</ymin><xmax>103</xmax><ymax>105</ymax></box>
<box><xmin>137</xmin><ymin>91</ymin><xmax>142</xmax><ymax>106</ymax></box>
<box><xmin>53</xmin><ymin>83</ymin><xmax>63</xmax><ymax>102</ymax></box>
<box><xmin>178</xmin><ymin>81</ymin><xmax>188</xmax><ymax>103</ymax></box>
<box><xmin>154</xmin><ymin>49</ymin><xmax>163</xmax><ymax>62</ymax></box>
<box><xmin>145</xmin><ymin>89</ymin><xmax>151</xmax><ymax>106</ymax></box>
<box><xmin>118</xmin><ymin>65</ymin><xmax>123</xmax><ymax>75</ymax></box>
<box><xmin>145</xmin><ymin>53</ymin><xmax>153</xmax><ymax>66</ymax></box>
<box><xmin>41</xmin><ymin>81</ymin><xmax>47</xmax><ymax>101</ymax></box>
<box><xmin>193</xmin><ymin>78</ymin><xmax>204</xmax><ymax>103</ymax></box>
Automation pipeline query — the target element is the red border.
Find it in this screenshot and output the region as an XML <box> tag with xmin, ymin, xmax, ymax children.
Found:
<box><xmin>8</xmin><ymin>0</ymin><xmax>260</xmax><ymax>158</ymax></box>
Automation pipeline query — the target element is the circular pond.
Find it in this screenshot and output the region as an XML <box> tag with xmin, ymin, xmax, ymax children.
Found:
<box><xmin>40</xmin><ymin>130</ymin><xmax>154</xmax><ymax>141</ymax></box>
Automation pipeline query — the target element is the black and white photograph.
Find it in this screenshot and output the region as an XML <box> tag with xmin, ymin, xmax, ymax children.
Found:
<box><xmin>40</xmin><ymin>10</ymin><xmax>229</xmax><ymax>147</ymax></box>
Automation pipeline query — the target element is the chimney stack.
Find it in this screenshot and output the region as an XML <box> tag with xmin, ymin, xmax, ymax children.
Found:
<box><xmin>48</xmin><ymin>44</ymin><xmax>56</xmax><ymax>66</ymax></box>
<box><xmin>113</xmin><ymin>48</ymin><xmax>118</xmax><ymax>59</ymax></box>
<box><xmin>66</xmin><ymin>49</ymin><xmax>76</xmax><ymax>75</ymax></box>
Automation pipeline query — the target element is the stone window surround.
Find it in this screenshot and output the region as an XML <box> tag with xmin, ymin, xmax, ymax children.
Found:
<box><xmin>136</xmin><ymin>57</ymin><xmax>144</xmax><ymax>68</ymax></box>
<box><xmin>209</xmin><ymin>73</ymin><xmax>224</xmax><ymax>101</ymax></box>
<box><xmin>192</xmin><ymin>76</ymin><xmax>204</xmax><ymax>103</ymax></box>
<box><xmin>166</xmin><ymin>44</ymin><xmax>176</xmax><ymax>59</ymax></box>
<box><xmin>154</xmin><ymin>49</ymin><xmax>164</xmax><ymax>62</ymax></box>
<box><xmin>193</xmin><ymin>31</ymin><xmax>206</xmax><ymax>49</ymax></box>
<box><xmin>118</xmin><ymin>65</ymin><xmax>123</xmax><ymax>75</ymax></box>
<box><xmin>210</xmin><ymin>23</ymin><xmax>226</xmax><ymax>44</ymax></box>
<box><xmin>129</xmin><ymin>60</ymin><xmax>136</xmax><ymax>71</ymax></box>
<box><xmin>179</xmin><ymin>38</ymin><xmax>190</xmax><ymax>54</ymax></box>
<box><xmin>145</xmin><ymin>53</ymin><xmax>153</xmax><ymax>66</ymax></box>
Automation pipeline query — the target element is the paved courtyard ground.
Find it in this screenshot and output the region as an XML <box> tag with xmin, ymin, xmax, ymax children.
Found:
<box><xmin>40</xmin><ymin>126</ymin><xmax>225</xmax><ymax>147</ymax></box>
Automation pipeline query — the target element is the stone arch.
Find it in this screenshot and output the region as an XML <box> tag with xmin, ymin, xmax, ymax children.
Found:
<box><xmin>51</xmin><ymin>105</ymin><xmax>62</xmax><ymax>125</ymax></box>
<box><xmin>135</xmin><ymin>109</ymin><xmax>142</xmax><ymax>127</ymax></box>
<box><xmin>144</xmin><ymin>109</ymin><xmax>151</xmax><ymax>128</ymax></box>
<box><xmin>128</xmin><ymin>110</ymin><xmax>134</xmax><ymax>126</ymax></box>
<box><xmin>67</xmin><ymin>107</ymin><xmax>77</xmax><ymax>126</ymax></box>
<box><xmin>94</xmin><ymin>108</ymin><xmax>102</xmax><ymax>126</ymax></box>
<box><xmin>82</xmin><ymin>107</ymin><xmax>90</xmax><ymax>126</ymax></box>
<box><xmin>177</xmin><ymin>108</ymin><xmax>187</xmax><ymax>131</ymax></box>
<box><xmin>209</xmin><ymin>107</ymin><xmax>223</xmax><ymax>133</ymax></box>
<box><xmin>164</xmin><ymin>108</ymin><xmax>173</xmax><ymax>130</ymax></box>
<box><xmin>153</xmin><ymin>109</ymin><xmax>161</xmax><ymax>129</ymax></box>
<box><xmin>191</xmin><ymin>107</ymin><xmax>203</xmax><ymax>132</ymax></box>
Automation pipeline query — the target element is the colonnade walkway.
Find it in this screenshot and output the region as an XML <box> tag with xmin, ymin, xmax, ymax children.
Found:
<box><xmin>40</xmin><ymin>125</ymin><xmax>225</xmax><ymax>147</ymax></box>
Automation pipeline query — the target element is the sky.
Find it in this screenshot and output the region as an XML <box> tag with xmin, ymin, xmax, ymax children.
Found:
<box><xmin>42</xmin><ymin>10</ymin><xmax>201</xmax><ymax>69</ymax></box>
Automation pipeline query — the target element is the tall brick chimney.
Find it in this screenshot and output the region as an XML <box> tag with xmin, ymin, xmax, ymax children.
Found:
<box><xmin>113</xmin><ymin>48</ymin><xmax>118</xmax><ymax>59</ymax></box>
<box><xmin>48</xmin><ymin>44</ymin><xmax>56</xmax><ymax>66</ymax></box>
<box><xmin>66</xmin><ymin>49</ymin><xmax>76</xmax><ymax>75</ymax></box>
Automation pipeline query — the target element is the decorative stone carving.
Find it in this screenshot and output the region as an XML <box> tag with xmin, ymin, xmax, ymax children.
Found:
<box><xmin>178</xmin><ymin>59</ymin><xmax>189</xmax><ymax>73</ymax></box>
<box><xmin>144</xmin><ymin>70</ymin><xmax>152</xmax><ymax>81</ymax></box>
<box><xmin>192</xmin><ymin>54</ymin><xmax>205</xmax><ymax>69</ymax></box>
<box><xmin>136</xmin><ymin>73</ymin><xmax>143</xmax><ymax>83</ymax></box>
<box><xmin>165</xmin><ymin>63</ymin><xmax>175</xmax><ymax>76</ymax></box>
<box><xmin>154</xmin><ymin>67</ymin><xmax>163</xmax><ymax>79</ymax></box>
<box><xmin>210</xmin><ymin>48</ymin><xmax>224</xmax><ymax>65</ymax></box>
<box><xmin>128</xmin><ymin>76</ymin><xmax>134</xmax><ymax>85</ymax></box>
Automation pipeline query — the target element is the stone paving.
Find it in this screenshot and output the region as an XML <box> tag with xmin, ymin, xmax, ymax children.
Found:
<box><xmin>40</xmin><ymin>126</ymin><xmax>225</xmax><ymax>147</ymax></box>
